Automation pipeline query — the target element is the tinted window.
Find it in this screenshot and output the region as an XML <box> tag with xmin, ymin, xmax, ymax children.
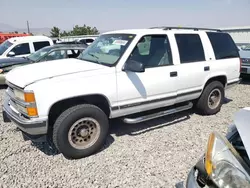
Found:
<box><xmin>86</xmin><ymin>39</ymin><xmax>94</xmax><ymax>43</ymax></box>
<box><xmin>11</xmin><ymin>43</ymin><xmax>30</xmax><ymax>55</ymax></box>
<box><xmin>207</xmin><ymin>32</ymin><xmax>239</xmax><ymax>59</ymax></box>
<box><xmin>33</xmin><ymin>41</ymin><xmax>50</xmax><ymax>51</ymax></box>
<box><xmin>175</xmin><ymin>34</ymin><xmax>205</xmax><ymax>63</ymax></box>
<box><xmin>129</xmin><ymin>35</ymin><xmax>173</xmax><ymax>68</ymax></box>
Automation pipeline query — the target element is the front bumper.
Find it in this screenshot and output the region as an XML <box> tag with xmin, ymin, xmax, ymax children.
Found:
<box><xmin>3</xmin><ymin>93</ymin><xmax>48</xmax><ymax>135</ymax></box>
<box><xmin>175</xmin><ymin>168</ymin><xmax>202</xmax><ymax>188</ymax></box>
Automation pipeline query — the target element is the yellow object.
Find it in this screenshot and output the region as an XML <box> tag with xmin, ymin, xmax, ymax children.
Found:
<box><xmin>24</xmin><ymin>92</ymin><xmax>36</xmax><ymax>103</ymax></box>
<box><xmin>205</xmin><ymin>132</ymin><xmax>215</xmax><ymax>176</ymax></box>
<box><xmin>27</xmin><ymin>107</ymin><xmax>38</xmax><ymax>116</ymax></box>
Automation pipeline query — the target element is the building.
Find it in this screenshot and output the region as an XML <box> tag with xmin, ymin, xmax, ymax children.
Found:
<box><xmin>221</xmin><ymin>26</ymin><xmax>250</xmax><ymax>44</ymax></box>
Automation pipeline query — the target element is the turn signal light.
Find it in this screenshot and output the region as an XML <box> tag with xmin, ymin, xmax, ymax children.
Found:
<box><xmin>24</xmin><ymin>92</ymin><xmax>36</xmax><ymax>103</ymax></box>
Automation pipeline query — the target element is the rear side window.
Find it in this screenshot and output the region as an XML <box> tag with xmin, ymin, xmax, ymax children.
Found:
<box><xmin>206</xmin><ymin>32</ymin><xmax>239</xmax><ymax>59</ymax></box>
<box><xmin>33</xmin><ymin>41</ymin><xmax>50</xmax><ymax>51</ymax></box>
<box><xmin>11</xmin><ymin>43</ymin><xmax>30</xmax><ymax>55</ymax></box>
<box><xmin>175</xmin><ymin>34</ymin><xmax>205</xmax><ymax>63</ymax></box>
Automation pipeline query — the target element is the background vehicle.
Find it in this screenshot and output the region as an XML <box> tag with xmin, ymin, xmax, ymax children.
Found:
<box><xmin>3</xmin><ymin>27</ymin><xmax>241</xmax><ymax>159</ymax></box>
<box><xmin>176</xmin><ymin>108</ymin><xmax>250</xmax><ymax>188</ymax></box>
<box><xmin>0</xmin><ymin>33</ymin><xmax>31</xmax><ymax>44</ymax></box>
<box><xmin>0</xmin><ymin>43</ymin><xmax>87</xmax><ymax>85</ymax></box>
<box><xmin>237</xmin><ymin>43</ymin><xmax>250</xmax><ymax>75</ymax></box>
<box><xmin>0</xmin><ymin>36</ymin><xmax>53</xmax><ymax>58</ymax></box>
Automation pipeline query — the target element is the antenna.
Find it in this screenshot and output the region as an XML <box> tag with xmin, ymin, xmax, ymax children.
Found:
<box><xmin>27</xmin><ymin>21</ymin><xmax>30</xmax><ymax>34</ymax></box>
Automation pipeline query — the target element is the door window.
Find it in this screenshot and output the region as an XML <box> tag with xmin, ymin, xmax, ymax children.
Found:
<box><xmin>175</xmin><ymin>34</ymin><xmax>205</xmax><ymax>64</ymax></box>
<box><xmin>44</xmin><ymin>50</ymin><xmax>66</xmax><ymax>61</ymax></box>
<box><xmin>128</xmin><ymin>35</ymin><xmax>173</xmax><ymax>68</ymax></box>
<box><xmin>11</xmin><ymin>43</ymin><xmax>30</xmax><ymax>55</ymax></box>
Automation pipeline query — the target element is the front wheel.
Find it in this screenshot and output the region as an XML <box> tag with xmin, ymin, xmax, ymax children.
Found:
<box><xmin>196</xmin><ymin>81</ymin><xmax>224</xmax><ymax>115</ymax></box>
<box><xmin>52</xmin><ymin>104</ymin><xmax>109</xmax><ymax>159</ymax></box>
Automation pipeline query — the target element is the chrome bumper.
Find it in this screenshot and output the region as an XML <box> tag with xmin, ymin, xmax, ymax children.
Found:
<box><xmin>3</xmin><ymin>93</ymin><xmax>48</xmax><ymax>135</ymax></box>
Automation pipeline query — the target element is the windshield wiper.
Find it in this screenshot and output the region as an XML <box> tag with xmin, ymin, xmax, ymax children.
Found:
<box><xmin>87</xmin><ymin>52</ymin><xmax>101</xmax><ymax>64</ymax></box>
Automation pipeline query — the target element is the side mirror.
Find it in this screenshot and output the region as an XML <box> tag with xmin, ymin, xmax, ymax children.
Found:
<box><xmin>7</xmin><ymin>51</ymin><xmax>15</xmax><ymax>57</ymax></box>
<box><xmin>123</xmin><ymin>59</ymin><xmax>145</xmax><ymax>73</ymax></box>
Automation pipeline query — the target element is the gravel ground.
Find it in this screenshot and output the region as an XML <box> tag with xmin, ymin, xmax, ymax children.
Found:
<box><xmin>1</xmin><ymin>80</ymin><xmax>250</xmax><ymax>188</ymax></box>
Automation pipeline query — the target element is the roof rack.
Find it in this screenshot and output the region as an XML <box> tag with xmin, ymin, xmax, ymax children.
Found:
<box><xmin>149</xmin><ymin>26</ymin><xmax>222</xmax><ymax>32</ymax></box>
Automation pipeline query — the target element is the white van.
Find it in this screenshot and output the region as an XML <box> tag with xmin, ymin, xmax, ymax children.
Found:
<box><xmin>0</xmin><ymin>36</ymin><xmax>53</xmax><ymax>58</ymax></box>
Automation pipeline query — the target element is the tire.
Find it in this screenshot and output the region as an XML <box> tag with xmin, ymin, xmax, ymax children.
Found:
<box><xmin>52</xmin><ymin>104</ymin><xmax>109</xmax><ymax>159</ymax></box>
<box><xmin>196</xmin><ymin>81</ymin><xmax>224</xmax><ymax>115</ymax></box>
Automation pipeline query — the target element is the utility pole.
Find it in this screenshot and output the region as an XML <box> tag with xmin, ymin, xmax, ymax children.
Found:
<box><xmin>27</xmin><ymin>21</ymin><xmax>30</xmax><ymax>34</ymax></box>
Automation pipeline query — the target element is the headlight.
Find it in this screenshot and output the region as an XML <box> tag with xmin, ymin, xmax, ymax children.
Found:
<box><xmin>242</xmin><ymin>58</ymin><xmax>250</xmax><ymax>64</ymax></box>
<box><xmin>205</xmin><ymin>132</ymin><xmax>250</xmax><ymax>188</ymax></box>
<box><xmin>13</xmin><ymin>89</ymin><xmax>36</xmax><ymax>103</ymax></box>
<box><xmin>12</xmin><ymin>89</ymin><xmax>38</xmax><ymax>116</ymax></box>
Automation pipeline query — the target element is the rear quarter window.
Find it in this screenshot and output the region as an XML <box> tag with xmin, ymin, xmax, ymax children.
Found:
<box><xmin>206</xmin><ymin>32</ymin><xmax>239</xmax><ymax>60</ymax></box>
<box><xmin>33</xmin><ymin>41</ymin><xmax>51</xmax><ymax>51</ymax></box>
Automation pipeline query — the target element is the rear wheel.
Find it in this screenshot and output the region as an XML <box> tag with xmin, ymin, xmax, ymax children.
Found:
<box><xmin>52</xmin><ymin>104</ymin><xmax>109</xmax><ymax>159</ymax></box>
<box><xmin>196</xmin><ymin>81</ymin><xmax>224</xmax><ymax>115</ymax></box>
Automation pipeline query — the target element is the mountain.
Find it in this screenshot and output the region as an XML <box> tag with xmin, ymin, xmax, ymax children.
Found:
<box><xmin>0</xmin><ymin>23</ymin><xmax>17</xmax><ymax>32</ymax></box>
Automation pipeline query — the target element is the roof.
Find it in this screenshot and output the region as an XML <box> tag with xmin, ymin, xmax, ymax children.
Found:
<box><xmin>8</xmin><ymin>35</ymin><xmax>52</xmax><ymax>43</ymax></box>
<box><xmin>43</xmin><ymin>43</ymin><xmax>87</xmax><ymax>51</ymax></box>
<box><xmin>103</xmin><ymin>27</ymin><xmax>221</xmax><ymax>35</ymax></box>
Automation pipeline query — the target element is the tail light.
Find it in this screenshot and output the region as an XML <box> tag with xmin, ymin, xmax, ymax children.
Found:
<box><xmin>240</xmin><ymin>58</ymin><xmax>242</xmax><ymax>72</ymax></box>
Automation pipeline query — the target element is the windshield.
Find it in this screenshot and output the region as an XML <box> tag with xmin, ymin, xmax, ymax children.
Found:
<box><xmin>78</xmin><ymin>34</ymin><xmax>135</xmax><ymax>66</ymax></box>
<box><xmin>28</xmin><ymin>47</ymin><xmax>52</xmax><ymax>61</ymax></box>
<box><xmin>0</xmin><ymin>40</ymin><xmax>13</xmax><ymax>55</ymax></box>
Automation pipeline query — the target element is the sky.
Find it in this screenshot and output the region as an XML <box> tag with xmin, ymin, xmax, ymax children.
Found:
<box><xmin>1</xmin><ymin>0</ymin><xmax>250</xmax><ymax>31</ymax></box>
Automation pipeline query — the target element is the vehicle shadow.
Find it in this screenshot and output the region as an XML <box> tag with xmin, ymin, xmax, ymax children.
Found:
<box><xmin>240</xmin><ymin>75</ymin><xmax>250</xmax><ymax>85</ymax></box>
<box><xmin>30</xmin><ymin>111</ymin><xmax>192</xmax><ymax>158</ymax></box>
<box><xmin>30</xmin><ymin>135</ymin><xmax>115</xmax><ymax>157</ymax></box>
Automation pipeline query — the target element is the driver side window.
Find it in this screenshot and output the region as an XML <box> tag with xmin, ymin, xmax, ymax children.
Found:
<box><xmin>11</xmin><ymin>43</ymin><xmax>30</xmax><ymax>56</ymax></box>
<box><xmin>128</xmin><ymin>35</ymin><xmax>173</xmax><ymax>68</ymax></box>
<box><xmin>44</xmin><ymin>50</ymin><xmax>66</xmax><ymax>61</ymax></box>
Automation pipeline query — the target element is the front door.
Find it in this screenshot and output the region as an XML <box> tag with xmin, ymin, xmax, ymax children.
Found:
<box><xmin>116</xmin><ymin>34</ymin><xmax>178</xmax><ymax>116</ymax></box>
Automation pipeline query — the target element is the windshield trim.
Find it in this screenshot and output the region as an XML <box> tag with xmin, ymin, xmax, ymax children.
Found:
<box><xmin>79</xmin><ymin>33</ymin><xmax>136</xmax><ymax>67</ymax></box>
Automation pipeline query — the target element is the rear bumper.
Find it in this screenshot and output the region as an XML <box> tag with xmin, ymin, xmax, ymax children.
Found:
<box><xmin>241</xmin><ymin>65</ymin><xmax>250</xmax><ymax>74</ymax></box>
<box><xmin>3</xmin><ymin>93</ymin><xmax>48</xmax><ymax>135</ymax></box>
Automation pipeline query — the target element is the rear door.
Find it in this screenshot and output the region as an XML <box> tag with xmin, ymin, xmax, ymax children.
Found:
<box><xmin>173</xmin><ymin>33</ymin><xmax>210</xmax><ymax>103</ymax></box>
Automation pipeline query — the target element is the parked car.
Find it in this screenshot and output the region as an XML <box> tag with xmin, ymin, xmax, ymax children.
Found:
<box><xmin>0</xmin><ymin>36</ymin><xmax>53</xmax><ymax>58</ymax></box>
<box><xmin>3</xmin><ymin>27</ymin><xmax>241</xmax><ymax>159</ymax></box>
<box><xmin>0</xmin><ymin>43</ymin><xmax>87</xmax><ymax>85</ymax></box>
<box><xmin>176</xmin><ymin>107</ymin><xmax>250</xmax><ymax>188</ymax></box>
<box><xmin>237</xmin><ymin>44</ymin><xmax>250</xmax><ymax>75</ymax></box>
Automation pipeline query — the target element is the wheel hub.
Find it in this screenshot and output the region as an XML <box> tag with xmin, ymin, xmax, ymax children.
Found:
<box><xmin>79</xmin><ymin>128</ymin><xmax>89</xmax><ymax>137</ymax></box>
<box><xmin>208</xmin><ymin>88</ymin><xmax>222</xmax><ymax>109</ymax></box>
<box><xmin>68</xmin><ymin>117</ymin><xmax>101</xmax><ymax>149</ymax></box>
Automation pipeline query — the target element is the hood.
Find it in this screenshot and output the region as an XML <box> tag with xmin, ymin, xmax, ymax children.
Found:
<box><xmin>0</xmin><ymin>57</ymin><xmax>30</xmax><ymax>68</ymax></box>
<box><xmin>5</xmin><ymin>58</ymin><xmax>107</xmax><ymax>88</ymax></box>
<box><xmin>239</xmin><ymin>50</ymin><xmax>250</xmax><ymax>59</ymax></box>
<box><xmin>234</xmin><ymin>108</ymin><xmax>250</xmax><ymax>158</ymax></box>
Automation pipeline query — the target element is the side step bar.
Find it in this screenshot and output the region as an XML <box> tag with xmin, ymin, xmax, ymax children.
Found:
<box><xmin>123</xmin><ymin>102</ymin><xmax>193</xmax><ymax>124</ymax></box>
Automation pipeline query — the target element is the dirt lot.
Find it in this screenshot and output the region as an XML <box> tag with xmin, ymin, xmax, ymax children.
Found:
<box><xmin>1</xmin><ymin>79</ymin><xmax>250</xmax><ymax>188</ymax></box>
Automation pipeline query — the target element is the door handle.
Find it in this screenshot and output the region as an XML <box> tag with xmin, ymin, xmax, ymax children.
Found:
<box><xmin>170</xmin><ymin>71</ymin><xmax>178</xmax><ymax>77</ymax></box>
<box><xmin>204</xmin><ymin>66</ymin><xmax>210</xmax><ymax>71</ymax></box>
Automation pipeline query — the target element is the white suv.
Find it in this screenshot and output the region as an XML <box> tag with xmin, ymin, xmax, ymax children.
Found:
<box><xmin>0</xmin><ymin>36</ymin><xmax>53</xmax><ymax>58</ymax></box>
<box><xmin>3</xmin><ymin>27</ymin><xmax>241</xmax><ymax>159</ymax></box>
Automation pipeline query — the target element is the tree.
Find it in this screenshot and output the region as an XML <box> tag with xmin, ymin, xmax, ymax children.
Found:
<box><xmin>50</xmin><ymin>26</ymin><xmax>60</xmax><ymax>37</ymax></box>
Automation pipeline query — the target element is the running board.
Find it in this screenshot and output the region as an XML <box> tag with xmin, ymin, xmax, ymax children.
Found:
<box><xmin>123</xmin><ymin>102</ymin><xmax>193</xmax><ymax>124</ymax></box>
